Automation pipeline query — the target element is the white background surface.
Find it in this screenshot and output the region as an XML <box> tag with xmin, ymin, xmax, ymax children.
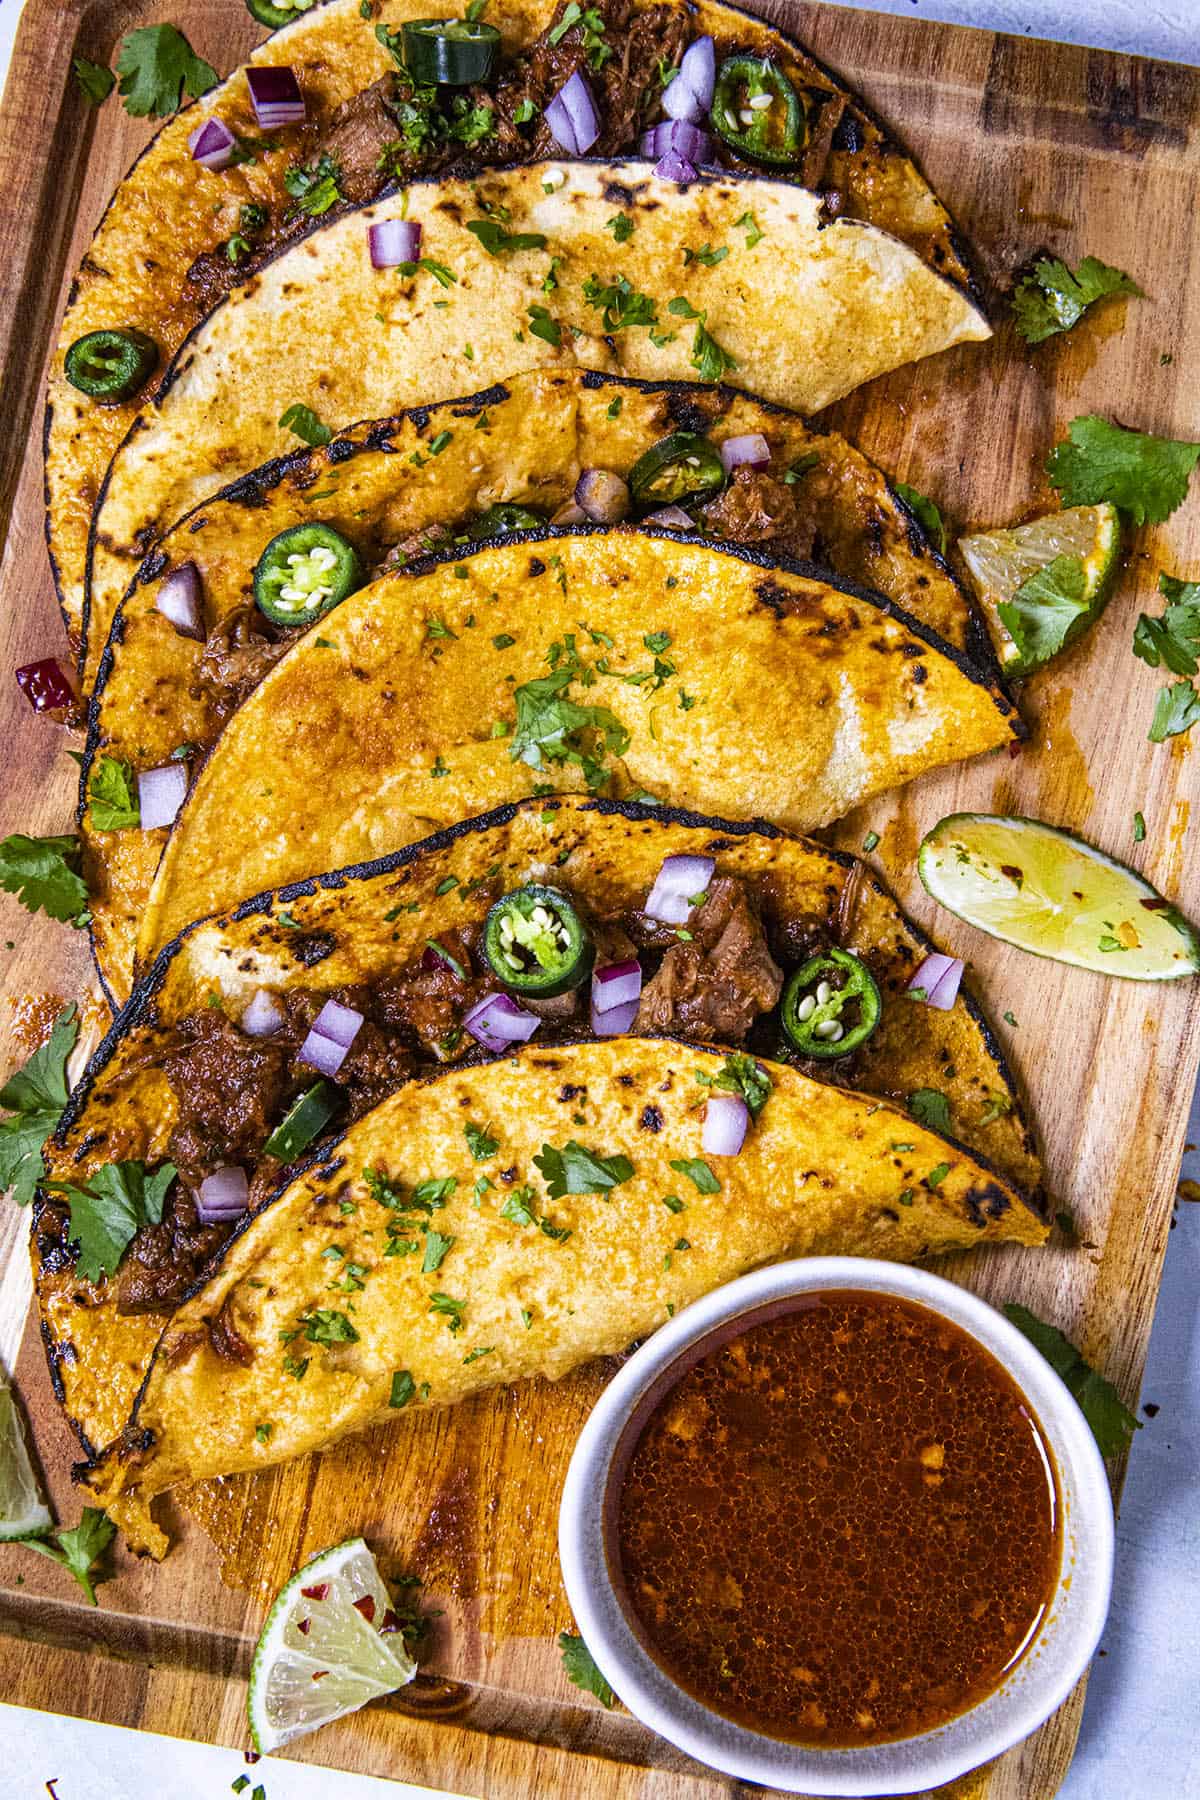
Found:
<box><xmin>0</xmin><ymin>2</ymin><xmax>1198</xmax><ymax>1797</ymax></box>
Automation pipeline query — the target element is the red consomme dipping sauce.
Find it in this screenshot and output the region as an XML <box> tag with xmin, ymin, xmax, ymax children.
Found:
<box><xmin>612</xmin><ymin>1290</ymin><xmax>1061</xmax><ymax>1747</ymax></box>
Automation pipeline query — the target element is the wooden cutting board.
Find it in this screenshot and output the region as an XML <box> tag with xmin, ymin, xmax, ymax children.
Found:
<box><xmin>0</xmin><ymin>3</ymin><xmax>1197</xmax><ymax>1796</ymax></box>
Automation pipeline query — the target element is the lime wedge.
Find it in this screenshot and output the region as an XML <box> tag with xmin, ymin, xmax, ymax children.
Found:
<box><xmin>919</xmin><ymin>814</ymin><xmax>1200</xmax><ymax>979</ymax></box>
<box><xmin>958</xmin><ymin>503</ymin><xmax>1121</xmax><ymax>673</ymax></box>
<box><xmin>248</xmin><ymin>1536</ymin><xmax>417</xmax><ymax>1752</ymax></box>
<box><xmin>0</xmin><ymin>1367</ymin><xmax>52</xmax><ymax>1541</ymax></box>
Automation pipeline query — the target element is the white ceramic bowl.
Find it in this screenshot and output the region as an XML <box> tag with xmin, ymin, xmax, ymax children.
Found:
<box><xmin>559</xmin><ymin>1257</ymin><xmax>1114</xmax><ymax>1797</ymax></box>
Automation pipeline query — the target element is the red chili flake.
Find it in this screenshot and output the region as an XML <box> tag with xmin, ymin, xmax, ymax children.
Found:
<box><xmin>312</xmin><ymin>1669</ymin><xmax>330</xmax><ymax>1682</ymax></box>
<box><xmin>301</xmin><ymin>1582</ymin><xmax>330</xmax><ymax>1600</ymax></box>
<box><xmin>297</xmin><ymin>1616</ymin><xmax>311</xmax><ymax>1635</ymax></box>
<box><xmin>353</xmin><ymin>1594</ymin><xmax>377</xmax><ymax>1624</ymax></box>
<box><xmin>16</xmin><ymin>658</ymin><xmax>75</xmax><ymax>715</ymax></box>
<box><xmin>244</xmin><ymin>1751</ymin><xmax>261</xmax><ymax>1764</ymax></box>
<box><xmin>379</xmin><ymin>1607</ymin><xmax>401</xmax><ymax>1634</ymax></box>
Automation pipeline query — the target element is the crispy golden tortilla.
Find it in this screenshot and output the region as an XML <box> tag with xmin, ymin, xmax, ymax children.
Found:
<box><xmin>79</xmin><ymin>1036</ymin><xmax>1045</xmax><ymax>1556</ymax></box>
<box><xmin>49</xmin><ymin>0</ymin><xmax>983</xmax><ymax>657</ymax></box>
<box><xmin>83</xmin><ymin>159</ymin><xmax>989</xmax><ymax>686</ymax></box>
<box><xmin>84</xmin><ymin>369</ymin><xmax>986</xmax><ymax>1005</ymax></box>
<box><xmin>137</xmin><ymin>530</ymin><xmax>1018</xmax><ymax>968</ymax></box>
<box><xmin>41</xmin><ymin>797</ymin><xmax>1043</xmax><ymax>1461</ymax></box>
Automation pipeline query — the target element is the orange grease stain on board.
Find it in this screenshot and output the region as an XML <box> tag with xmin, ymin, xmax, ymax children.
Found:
<box><xmin>1027</xmin><ymin>683</ymin><xmax>1094</xmax><ymax>829</ymax></box>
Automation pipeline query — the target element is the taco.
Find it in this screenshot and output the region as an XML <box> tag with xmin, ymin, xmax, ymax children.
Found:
<box><xmin>83</xmin><ymin>368</ymin><xmax>989</xmax><ymax>1005</ymax></box>
<box><xmin>81</xmin><ymin>154</ymin><xmax>989</xmax><ymax>686</ymax></box>
<box><xmin>36</xmin><ymin>795</ymin><xmax>1042</xmax><ymax>1476</ymax></box>
<box><xmin>50</xmin><ymin>0</ymin><xmax>985</xmax><ymax>655</ymax></box>
<box><xmin>131</xmin><ymin>528</ymin><xmax>1018</xmax><ymax>969</ymax></box>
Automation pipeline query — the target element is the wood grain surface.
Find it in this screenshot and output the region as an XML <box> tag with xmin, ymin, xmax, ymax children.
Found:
<box><xmin>0</xmin><ymin>3</ymin><xmax>1198</xmax><ymax>1797</ymax></box>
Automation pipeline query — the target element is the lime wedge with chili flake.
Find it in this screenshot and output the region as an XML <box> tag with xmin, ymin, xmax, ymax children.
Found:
<box><xmin>0</xmin><ymin>1367</ymin><xmax>52</xmax><ymax>1541</ymax></box>
<box><xmin>918</xmin><ymin>814</ymin><xmax>1200</xmax><ymax>979</ymax></box>
<box><xmin>957</xmin><ymin>503</ymin><xmax>1121</xmax><ymax>673</ymax></box>
<box><xmin>247</xmin><ymin>1536</ymin><xmax>417</xmax><ymax>1752</ymax></box>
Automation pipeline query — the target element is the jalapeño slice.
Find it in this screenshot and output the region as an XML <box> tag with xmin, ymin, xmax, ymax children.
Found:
<box><xmin>253</xmin><ymin>524</ymin><xmax>364</xmax><ymax>626</ymax></box>
<box><xmin>401</xmin><ymin>18</ymin><xmax>501</xmax><ymax>85</ymax></box>
<box><xmin>64</xmin><ymin>328</ymin><xmax>160</xmax><ymax>402</ymax></box>
<box><xmin>628</xmin><ymin>432</ymin><xmax>726</xmax><ymax>510</ymax></box>
<box><xmin>483</xmin><ymin>884</ymin><xmax>593</xmax><ymax>997</ymax></box>
<box><xmin>711</xmin><ymin>56</ymin><xmax>808</xmax><ymax>166</ymax></box>
<box><xmin>470</xmin><ymin>502</ymin><xmax>547</xmax><ymax>536</ymax></box>
<box><xmin>263</xmin><ymin>1081</ymin><xmax>340</xmax><ymax>1161</ymax></box>
<box><xmin>781</xmin><ymin>947</ymin><xmax>881</xmax><ymax>1060</ymax></box>
<box><xmin>245</xmin><ymin>0</ymin><xmax>319</xmax><ymax>27</ymax></box>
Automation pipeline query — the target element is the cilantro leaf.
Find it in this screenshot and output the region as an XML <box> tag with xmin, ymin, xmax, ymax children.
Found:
<box><xmin>279</xmin><ymin>403</ymin><xmax>333</xmax><ymax>447</ymax></box>
<box><xmin>284</xmin><ymin>154</ymin><xmax>342</xmax><ymax>218</ymax></box>
<box><xmin>690</xmin><ymin>315</ymin><xmax>737</xmax><ymax>383</ymax></box>
<box><xmin>302</xmin><ymin>1308</ymin><xmax>359</xmax><ymax>1346</ymax></box>
<box><xmin>88</xmin><ymin>755</ymin><xmax>139</xmax><ymax>831</ymax></box>
<box><xmin>74</xmin><ymin>56</ymin><xmax>115</xmax><ymax>105</ymax></box>
<box><xmin>669</xmin><ymin>1156</ymin><xmax>720</xmax><ymax>1194</ymax></box>
<box><xmin>909</xmin><ymin>1088</ymin><xmax>953</xmax><ymax>1136</ymax></box>
<box><xmin>0</xmin><ymin>1006</ymin><xmax>79</xmax><ymax>1206</ymax></box>
<box><xmin>509</xmin><ymin>668</ymin><xmax>629</xmax><ymax>789</ymax></box>
<box><xmin>997</xmin><ymin>554</ymin><xmax>1092</xmax><ymax>669</ymax></box>
<box><xmin>582</xmin><ymin>273</ymin><xmax>657</xmax><ymax>332</ymax></box>
<box><xmin>893</xmin><ymin>483</ymin><xmax>947</xmax><ymax>555</ymax></box>
<box><xmin>535</xmin><ymin>1140</ymin><xmax>633</xmax><ymax>1198</ymax></box>
<box><xmin>115</xmin><ymin>25</ymin><xmax>218</xmax><ymax>119</ymax></box>
<box><xmin>48</xmin><ymin>1161</ymin><xmax>176</xmax><ymax>1285</ymax></box>
<box><xmin>1003</xmin><ymin>1304</ymin><xmax>1141</xmax><ymax>1457</ymax></box>
<box><xmin>1149</xmin><ymin>680</ymin><xmax>1200</xmax><ymax>743</ymax></box>
<box><xmin>1046</xmin><ymin>416</ymin><xmax>1200</xmax><ymax>526</ymax></box>
<box><xmin>527</xmin><ymin>304</ymin><xmax>561</xmax><ymax>346</ymax></box>
<box><xmin>605</xmin><ymin>213</ymin><xmax>633</xmax><ymax>243</ymax></box>
<box><xmin>389</xmin><ymin>1369</ymin><xmax>416</xmax><ymax>1408</ymax></box>
<box><xmin>465</xmin><ymin>1121</ymin><xmax>499</xmax><ymax>1160</ymax></box>
<box><xmin>696</xmin><ymin>1053</ymin><xmax>772</xmax><ymax>1119</ymax></box>
<box><xmin>421</xmin><ymin>1229</ymin><xmax>455</xmax><ymax>1273</ymax></box>
<box><xmin>15</xmin><ymin>1508</ymin><xmax>115</xmax><ymax>1606</ymax></box>
<box><xmin>1011</xmin><ymin>256</ymin><xmax>1140</xmax><ymax>346</ymax></box>
<box><xmin>1133</xmin><ymin>572</ymin><xmax>1200</xmax><ymax>677</ymax></box>
<box><xmin>466</xmin><ymin>219</ymin><xmax>547</xmax><ymax>255</ymax></box>
<box><xmin>0</xmin><ymin>834</ymin><xmax>88</xmax><ymax>924</ymax></box>
<box><xmin>559</xmin><ymin>1631</ymin><xmax>615</xmax><ymax>1707</ymax></box>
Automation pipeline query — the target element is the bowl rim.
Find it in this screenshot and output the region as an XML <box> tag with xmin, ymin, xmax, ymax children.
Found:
<box><xmin>557</xmin><ymin>1256</ymin><xmax>1115</xmax><ymax>1797</ymax></box>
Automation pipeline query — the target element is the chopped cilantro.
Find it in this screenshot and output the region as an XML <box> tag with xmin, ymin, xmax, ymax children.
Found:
<box><xmin>1011</xmin><ymin>256</ymin><xmax>1140</xmax><ymax>346</ymax></box>
<box><xmin>508</xmin><ymin>667</ymin><xmax>628</xmax><ymax>790</ymax></box>
<box><xmin>606</xmin><ymin>396</ymin><xmax>623</xmax><ymax>419</ymax></box>
<box><xmin>398</xmin><ymin>256</ymin><xmax>458</xmax><ymax>289</ymax></box>
<box><xmin>1004</xmin><ymin>1011</ymin><xmax>1019</xmax><ymax>1027</ymax></box>
<box><xmin>669</xmin><ymin>1157</ymin><xmax>720</xmax><ymax>1194</ymax></box>
<box><xmin>1133</xmin><ymin>572</ymin><xmax>1200</xmax><ymax>678</ymax></box>
<box><xmin>279</xmin><ymin>403</ymin><xmax>333</xmax><ymax>447</ymax></box>
<box><xmin>389</xmin><ymin>1370</ymin><xmax>416</xmax><ymax>1408</ymax></box>
<box><xmin>426</xmin><ymin>615</ymin><xmax>457</xmax><ymax>641</ymax></box>
<box><xmin>500</xmin><ymin>1188</ymin><xmax>537</xmax><ymax>1226</ymax></box>
<box><xmin>0</xmin><ymin>1005</ymin><xmax>79</xmax><ymax>1206</ymax></box>
<box><xmin>514</xmin><ymin>97</ymin><xmax>538</xmax><ymax>124</ymax></box>
<box><xmin>114</xmin><ymin>24</ymin><xmax>216</xmax><ymax>118</ymax></box>
<box><xmin>909</xmin><ymin>1088</ymin><xmax>952</xmax><ymax>1135</ymax></box>
<box><xmin>643</xmin><ymin>630</ymin><xmax>671</xmax><ymax>653</ymax></box>
<box><xmin>535</xmin><ymin>1140</ymin><xmax>633</xmax><ymax>1198</ymax></box>
<box><xmin>284</xmin><ymin>153</ymin><xmax>342</xmax><ymax>218</ymax></box>
<box><xmin>924</xmin><ymin>1162</ymin><xmax>951</xmax><ymax>1190</ymax></box>
<box><xmin>695</xmin><ymin>1052</ymin><xmax>771</xmax><ymax>1119</ymax></box>
<box><xmin>422</xmin><ymin>1229</ymin><xmax>455</xmax><ymax>1273</ymax></box>
<box><xmin>13</xmin><ymin>1507</ymin><xmax>115</xmax><ymax>1607</ymax></box>
<box><xmin>998</xmin><ymin>554</ymin><xmax>1092</xmax><ymax>668</ymax></box>
<box><xmin>528</xmin><ymin>304</ymin><xmax>562</xmax><ymax>346</ymax></box>
<box><xmin>862</xmin><ymin>830</ymin><xmax>880</xmax><ymax>853</ymax></box>
<box><xmin>464</xmin><ymin>1120</ymin><xmax>498</xmax><ymax>1161</ymax></box>
<box><xmin>73</xmin><ymin>56</ymin><xmax>115</xmax><ymax>106</ymax></box>
<box><xmin>893</xmin><ymin>482</ymin><xmax>947</xmax><ymax>555</ymax></box>
<box><xmin>683</xmin><ymin>242</ymin><xmax>728</xmax><ymax>268</ymax></box>
<box><xmin>606</xmin><ymin>213</ymin><xmax>634</xmax><ymax>243</ymax></box>
<box><xmin>546</xmin><ymin>2</ymin><xmax>611</xmax><ymax>67</ymax></box>
<box><xmin>1004</xmin><ymin>1304</ymin><xmax>1140</xmax><ymax>1456</ymax></box>
<box><xmin>1047</xmin><ymin>415</ymin><xmax>1200</xmax><ymax>525</ymax></box>
<box><xmin>302</xmin><ymin>1308</ymin><xmax>359</xmax><ymax>1346</ymax></box>
<box><xmin>46</xmin><ymin>1160</ymin><xmax>176</xmax><ymax>1284</ymax></box>
<box><xmin>429</xmin><ymin>1291</ymin><xmax>466</xmax><ymax>1332</ymax></box>
<box><xmin>661</xmin><ymin>1193</ymin><xmax>684</xmax><ymax>1214</ymax></box>
<box><xmin>690</xmin><ymin>314</ymin><xmax>737</xmax><ymax>382</ymax></box>
<box><xmin>88</xmin><ymin>755</ymin><xmax>139</xmax><ymax>830</ymax></box>
<box><xmin>559</xmin><ymin>1631</ymin><xmax>615</xmax><ymax>1706</ymax></box>
<box><xmin>1149</xmin><ymin>681</ymin><xmax>1200</xmax><ymax>743</ymax></box>
<box><xmin>735</xmin><ymin>210</ymin><xmax>763</xmax><ymax>248</ymax></box>
<box><xmin>463</xmin><ymin>1345</ymin><xmax>495</xmax><ymax>1364</ymax></box>
<box><xmin>582</xmin><ymin>273</ymin><xmax>658</xmax><ymax>332</ymax></box>
<box><xmin>1133</xmin><ymin>811</ymin><xmax>1146</xmax><ymax>842</ymax></box>
<box><xmin>255</xmin><ymin>1422</ymin><xmax>274</xmax><ymax>1444</ymax></box>
<box><xmin>412</xmin><ymin>1176</ymin><xmax>457</xmax><ymax>1209</ymax></box>
<box><xmin>466</xmin><ymin>218</ymin><xmax>548</xmax><ymax>255</ymax></box>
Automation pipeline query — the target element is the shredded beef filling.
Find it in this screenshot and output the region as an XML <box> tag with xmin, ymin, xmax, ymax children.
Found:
<box><xmin>635</xmin><ymin>876</ymin><xmax>784</xmax><ymax>1041</ymax></box>
<box><xmin>194</xmin><ymin>604</ymin><xmax>299</xmax><ymax>724</ymax></box>
<box><xmin>116</xmin><ymin>1188</ymin><xmax>234</xmax><ymax>1316</ymax></box>
<box><xmin>699</xmin><ymin>468</ymin><xmax>815</xmax><ymax>562</ymax></box>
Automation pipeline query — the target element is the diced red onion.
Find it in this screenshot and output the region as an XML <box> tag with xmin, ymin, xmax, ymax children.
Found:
<box><xmin>15</xmin><ymin>658</ymin><xmax>74</xmax><ymax>714</ymax></box>
<box><xmin>155</xmin><ymin>562</ymin><xmax>205</xmax><ymax>639</ymax></box>
<box><xmin>197</xmin><ymin>1165</ymin><xmax>249</xmax><ymax>1223</ymax></box>
<box><xmin>545</xmin><ymin>70</ymin><xmax>599</xmax><ymax>155</ymax></box>
<box><xmin>663</xmin><ymin>72</ymin><xmax>704</xmax><ymax>123</ymax></box>
<box><xmin>591</xmin><ymin>995</ymin><xmax>640</xmax><ymax>1036</ymax></box>
<box><xmin>575</xmin><ymin>468</ymin><xmax>630</xmax><ymax>524</ymax></box>
<box><xmin>246</xmin><ymin>66</ymin><xmax>306</xmax><ymax>130</ymax></box>
<box><xmin>368</xmin><ymin>218</ymin><xmax>422</xmax><ymax>269</ymax></box>
<box><xmin>640</xmin><ymin>120</ymin><xmax>711</xmax><ymax>164</ymax></box>
<box><xmin>719</xmin><ymin>433</ymin><xmax>771</xmax><ymax>475</ymax></box>
<box><xmin>907</xmin><ymin>952</ymin><xmax>964</xmax><ymax>1012</ymax></box>
<box><xmin>137</xmin><ymin>763</ymin><xmax>188</xmax><ymax>831</ymax></box>
<box><xmin>592</xmin><ymin>959</ymin><xmax>642</xmax><ymax>1014</ymax></box>
<box><xmin>188</xmin><ymin>116</ymin><xmax>236</xmax><ymax>172</ymax></box>
<box><xmin>551</xmin><ymin>499</ymin><xmax>588</xmax><ymax>526</ymax></box>
<box><xmin>311</xmin><ymin>998</ymin><xmax>364</xmax><ymax>1047</ymax></box>
<box><xmin>677</xmin><ymin>35</ymin><xmax>716</xmax><ymax>111</ymax></box>
<box><xmin>464</xmin><ymin>991</ymin><xmax>540</xmax><ymax>1052</ymax></box>
<box><xmin>702</xmin><ymin>1093</ymin><xmax>748</xmax><ymax>1157</ymax></box>
<box><xmin>297</xmin><ymin>1028</ymin><xmax>351</xmax><ymax>1077</ymax></box>
<box><xmin>655</xmin><ymin>150</ymin><xmax>699</xmax><ymax>185</ymax></box>
<box><xmin>422</xmin><ymin>941</ymin><xmax>462</xmax><ymax>974</ymax></box>
<box><xmin>645</xmin><ymin>853</ymin><xmax>715</xmax><ymax>925</ymax></box>
<box><xmin>241</xmin><ymin>988</ymin><xmax>285</xmax><ymax>1038</ymax></box>
<box><xmin>644</xmin><ymin>505</ymin><xmax>694</xmax><ymax>530</ymax></box>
